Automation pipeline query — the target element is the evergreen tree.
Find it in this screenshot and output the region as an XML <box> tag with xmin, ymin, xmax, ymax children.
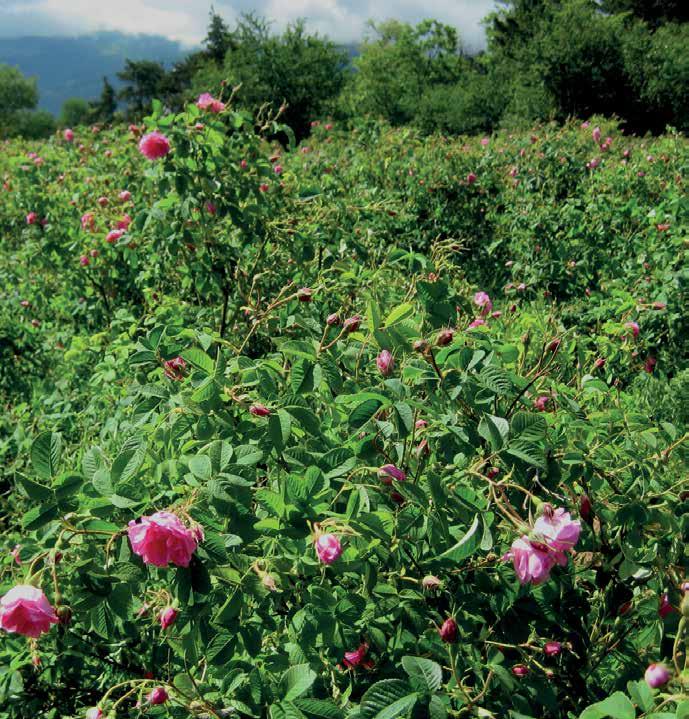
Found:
<box><xmin>204</xmin><ymin>9</ymin><xmax>233</xmax><ymax>65</ymax></box>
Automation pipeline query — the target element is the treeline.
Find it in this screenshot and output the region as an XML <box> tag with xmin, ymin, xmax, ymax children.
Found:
<box><xmin>2</xmin><ymin>0</ymin><xmax>688</xmax><ymax>140</ymax></box>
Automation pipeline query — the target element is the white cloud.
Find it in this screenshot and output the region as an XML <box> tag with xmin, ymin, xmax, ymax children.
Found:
<box><xmin>0</xmin><ymin>0</ymin><xmax>497</xmax><ymax>48</ymax></box>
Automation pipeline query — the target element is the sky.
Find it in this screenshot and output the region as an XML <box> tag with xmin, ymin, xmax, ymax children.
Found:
<box><xmin>0</xmin><ymin>0</ymin><xmax>498</xmax><ymax>49</ymax></box>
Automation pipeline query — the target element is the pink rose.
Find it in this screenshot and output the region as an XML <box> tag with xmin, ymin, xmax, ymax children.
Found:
<box><xmin>473</xmin><ymin>291</ymin><xmax>492</xmax><ymax>316</ymax></box>
<box><xmin>118</xmin><ymin>190</ymin><xmax>131</xmax><ymax>202</ymax></box>
<box><xmin>63</xmin><ymin>128</ymin><xmax>74</xmax><ymax>142</ymax></box>
<box><xmin>0</xmin><ymin>585</ymin><xmax>59</xmax><ymax>638</ymax></box>
<box><xmin>163</xmin><ymin>356</ymin><xmax>186</xmax><ymax>381</ymax></box>
<box><xmin>544</xmin><ymin>641</ymin><xmax>561</xmax><ymax>656</ymax></box>
<box><xmin>533</xmin><ymin>395</ymin><xmax>550</xmax><ymax>411</ymax></box>
<box><xmin>468</xmin><ymin>318</ymin><xmax>486</xmax><ymax>329</ymax></box>
<box><xmin>502</xmin><ymin>536</ymin><xmax>562</xmax><ymax>585</ymax></box>
<box><xmin>106</xmin><ymin>229</ymin><xmax>125</xmax><ymax>244</ymax></box>
<box><xmin>116</xmin><ymin>214</ymin><xmax>132</xmax><ymax>231</ymax></box>
<box><xmin>79</xmin><ymin>255</ymin><xmax>90</xmax><ymax>267</ymax></box>
<box><xmin>466</xmin><ymin>172</ymin><xmax>477</xmax><ymax>184</ymax></box>
<box><xmin>592</xmin><ymin>126</ymin><xmax>601</xmax><ymax>143</ymax></box>
<box><xmin>97</xmin><ymin>196</ymin><xmax>108</xmax><ymax>207</ymax></box>
<box><xmin>81</xmin><ymin>212</ymin><xmax>95</xmax><ymax>231</ymax></box>
<box><xmin>159</xmin><ymin>606</ymin><xmax>178</xmax><ymax>629</ymax></box>
<box><xmin>196</xmin><ymin>93</ymin><xmax>225</xmax><ymax>113</ymax></box>
<box><xmin>533</xmin><ymin>506</ymin><xmax>581</xmax><ymax>553</ymax></box>
<box><xmin>343</xmin><ymin>315</ymin><xmax>361</xmax><ymax>333</ymax></box>
<box><xmin>315</xmin><ymin>533</ymin><xmax>342</xmax><ymax>564</ymax></box>
<box><xmin>376</xmin><ymin>350</ymin><xmax>394</xmax><ymax>376</ymax></box>
<box><xmin>26</xmin><ymin>212</ymin><xmax>38</xmax><ymax>225</ymax></box>
<box><xmin>138</xmin><ymin>131</ymin><xmax>171</xmax><ymax>160</ymax></box>
<box><xmin>128</xmin><ymin>511</ymin><xmax>198</xmax><ymax>568</ymax></box>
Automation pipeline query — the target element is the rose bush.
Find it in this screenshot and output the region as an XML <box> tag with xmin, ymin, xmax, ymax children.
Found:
<box><xmin>0</xmin><ymin>99</ymin><xmax>687</xmax><ymax>718</ymax></box>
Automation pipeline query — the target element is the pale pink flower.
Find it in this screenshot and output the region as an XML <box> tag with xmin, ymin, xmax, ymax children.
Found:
<box><xmin>533</xmin><ymin>506</ymin><xmax>581</xmax><ymax>553</ymax></box>
<box><xmin>159</xmin><ymin>606</ymin><xmax>178</xmax><ymax>629</ymax></box>
<box><xmin>0</xmin><ymin>585</ymin><xmax>59</xmax><ymax>638</ymax></box>
<box><xmin>473</xmin><ymin>291</ymin><xmax>492</xmax><ymax>316</ymax></box>
<box><xmin>63</xmin><ymin>128</ymin><xmax>74</xmax><ymax>142</ymax></box>
<box><xmin>376</xmin><ymin>350</ymin><xmax>394</xmax><ymax>376</ymax></box>
<box><xmin>128</xmin><ymin>511</ymin><xmax>198</xmax><ymax>568</ymax></box>
<box><xmin>196</xmin><ymin>93</ymin><xmax>225</xmax><ymax>113</ymax></box>
<box><xmin>502</xmin><ymin>536</ymin><xmax>562</xmax><ymax>585</ymax></box>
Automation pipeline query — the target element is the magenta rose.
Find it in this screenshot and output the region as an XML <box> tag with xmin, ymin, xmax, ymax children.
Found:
<box><xmin>128</xmin><ymin>511</ymin><xmax>198</xmax><ymax>568</ymax></box>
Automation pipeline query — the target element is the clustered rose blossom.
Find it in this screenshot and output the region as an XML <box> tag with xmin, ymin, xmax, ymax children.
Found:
<box><xmin>376</xmin><ymin>349</ymin><xmax>394</xmax><ymax>376</ymax></box>
<box><xmin>502</xmin><ymin>505</ymin><xmax>581</xmax><ymax>585</ymax></box>
<box><xmin>128</xmin><ymin>511</ymin><xmax>198</xmax><ymax>568</ymax></box>
<box><xmin>138</xmin><ymin>131</ymin><xmax>171</xmax><ymax>160</ymax></box>
<box><xmin>196</xmin><ymin>93</ymin><xmax>225</xmax><ymax>113</ymax></box>
<box><xmin>378</xmin><ymin>464</ymin><xmax>406</xmax><ymax>484</ymax></box>
<box><xmin>0</xmin><ymin>585</ymin><xmax>59</xmax><ymax>638</ymax></box>
<box><xmin>315</xmin><ymin>533</ymin><xmax>342</xmax><ymax>564</ymax></box>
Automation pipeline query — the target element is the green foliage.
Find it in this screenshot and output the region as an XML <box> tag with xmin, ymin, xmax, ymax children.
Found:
<box><xmin>59</xmin><ymin>97</ymin><xmax>91</xmax><ymax>128</ymax></box>
<box><xmin>0</xmin><ymin>93</ymin><xmax>688</xmax><ymax>719</ymax></box>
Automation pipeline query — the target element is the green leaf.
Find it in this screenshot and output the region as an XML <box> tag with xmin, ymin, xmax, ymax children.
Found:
<box><xmin>579</xmin><ymin>692</ymin><xmax>636</xmax><ymax>719</ymax></box>
<box><xmin>293</xmin><ymin>699</ymin><xmax>344</xmax><ymax>719</ymax></box>
<box><xmin>382</xmin><ymin>303</ymin><xmax>414</xmax><ymax>328</ymax></box>
<box><xmin>360</xmin><ymin>680</ymin><xmax>417</xmax><ymax>719</ymax></box>
<box><xmin>189</xmin><ymin>454</ymin><xmax>212</xmax><ymax>480</ymax></box>
<box><xmin>478</xmin><ymin>415</ymin><xmax>509</xmax><ymax>450</ymax></box>
<box><xmin>269</xmin><ymin>410</ymin><xmax>292</xmax><ymax>451</ymax></box>
<box><xmin>434</xmin><ymin>515</ymin><xmax>480</xmax><ymax>564</ymax></box>
<box><xmin>282</xmin><ymin>664</ymin><xmax>317</xmax><ymax>701</ymax></box>
<box><xmin>181</xmin><ymin>347</ymin><xmax>214</xmax><ymax>373</ymax></box>
<box><xmin>31</xmin><ymin>432</ymin><xmax>61</xmax><ymax>480</ymax></box>
<box><xmin>349</xmin><ymin>398</ymin><xmax>383</xmax><ymax>430</ymax></box>
<box><xmin>401</xmin><ymin>656</ymin><xmax>443</xmax><ymax>693</ymax></box>
<box><xmin>16</xmin><ymin>474</ymin><xmax>53</xmax><ymax>501</ymax></box>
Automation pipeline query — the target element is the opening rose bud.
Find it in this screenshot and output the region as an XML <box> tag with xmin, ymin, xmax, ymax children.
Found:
<box><xmin>376</xmin><ymin>350</ymin><xmax>394</xmax><ymax>376</ymax></box>
<box><xmin>624</xmin><ymin>321</ymin><xmax>639</xmax><ymax>338</ymax></box>
<box><xmin>326</xmin><ymin>313</ymin><xmax>340</xmax><ymax>326</ymax></box>
<box><xmin>439</xmin><ymin>617</ymin><xmax>458</xmax><ymax>643</ymax></box>
<box><xmin>159</xmin><ymin>606</ymin><xmax>178</xmax><ymax>629</ymax></box>
<box><xmin>297</xmin><ymin>287</ymin><xmax>312</xmax><ymax>302</ymax></box>
<box><xmin>378</xmin><ymin>464</ymin><xmax>406</xmax><ymax>485</ymax></box>
<box><xmin>544</xmin><ymin>641</ymin><xmax>561</xmax><ymax>656</ymax></box>
<box><xmin>147</xmin><ymin>687</ymin><xmax>169</xmax><ymax>705</ymax></box>
<box><xmin>659</xmin><ymin>593</ymin><xmax>674</xmax><ymax>619</ymax></box>
<box><xmin>315</xmin><ymin>533</ymin><xmax>342</xmax><ymax>564</ymax></box>
<box><xmin>512</xmin><ymin>664</ymin><xmax>529</xmax><ymax>677</ymax></box>
<box><xmin>343</xmin><ymin>315</ymin><xmax>361</xmax><ymax>333</ymax></box>
<box><xmin>249</xmin><ymin>403</ymin><xmax>271</xmax><ymax>417</ymax></box>
<box><xmin>644</xmin><ymin>663</ymin><xmax>670</xmax><ymax>689</ymax></box>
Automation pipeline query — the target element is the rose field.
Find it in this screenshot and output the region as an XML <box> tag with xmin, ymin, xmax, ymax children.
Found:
<box><xmin>1</xmin><ymin>99</ymin><xmax>689</xmax><ymax>719</ymax></box>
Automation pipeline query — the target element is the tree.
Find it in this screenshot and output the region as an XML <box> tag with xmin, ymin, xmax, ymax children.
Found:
<box><xmin>598</xmin><ymin>0</ymin><xmax>689</xmax><ymax>26</ymax></box>
<box><xmin>342</xmin><ymin>19</ymin><xmax>465</xmax><ymax>126</ymax></box>
<box><xmin>117</xmin><ymin>60</ymin><xmax>167</xmax><ymax>117</ymax></box>
<box><xmin>60</xmin><ymin>97</ymin><xmax>90</xmax><ymax>127</ymax></box>
<box><xmin>193</xmin><ymin>14</ymin><xmax>348</xmax><ymax>139</ymax></box>
<box><xmin>90</xmin><ymin>77</ymin><xmax>118</xmax><ymax>122</ymax></box>
<box><xmin>204</xmin><ymin>9</ymin><xmax>234</xmax><ymax>65</ymax></box>
<box><xmin>0</xmin><ymin>64</ymin><xmax>38</xmax><ymax>114</ymax></box>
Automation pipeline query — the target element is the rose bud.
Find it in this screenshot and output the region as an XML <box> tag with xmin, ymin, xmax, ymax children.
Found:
<box><xmin>413</xmin><ymin>339</ymin><xmax>429</xmax><ymax>353</ymax></box>
<box><xmin>159</xmin><ymin>606</ymin><xmax>178</xmax><ymax>629</ymax></box>
<box><xmin>343</xmin><ymin>315</ymin><xmax>361</xmax><ymax>333</ymax></box>
<box><xmin>439</xmin><ymin>617</ymin><xmax>458</xmax><ymax>643</ymax></box>
<box><xmin>376</xmin><ymin>350</ymin><xmax>394</xmax><ymax>376</ymax></box>
<box><xmin>415</xmin><ymin>419</ymin><xmax>428</xmax><ymax>429</ymax></box>
<box><xmin>544</xmin><ymin>641</ymin><xmax>561</xmax><ymax>656</ymax></box>
<box><xmin>147</xmin><ymin>687</ymin><xmax>169</xmax><ymax>705</ymax></box>
<box><xmin>436</xmin><ymin>329</ymin><xmax>454</xmax><ymax>346</ymax></box>
<box><xmin>512</xmin><ymin>665</ymin><xmax>529</xmax><ymax>677</ymax></box>
<box><xmin>249</xmin><ymin>403</ymin><xmax>271</xmax><ymax>417</ymax></box>
<box><xmin>56</xmin><ymin>605</ymin><xmax>72</xmax><ymax>626</ymax></box>
<box><xmin>85</xmin><ymin>708</ymin><xmax>103</xmax><ymax>719</ymax></box>
<box><xmin>486</xmin><ymin>466</ymin><xmax>500</xmax><ymax>480</ymax></box>
<box><xmin>579</xmin><ymin>494</ymin><xmax>592</xmax><ymax>522</ymax></box>
<box><xmin>326</xmin><ymin>313</ymin><xmax>341</xmax><ymax>326</ymax></box>
<box><xmin>297</xmin><ymin>287</ymin><xmax>312</xmax><ymax>302</ymax></box>
<box><xmin>594</xmin><ymin>357</ymin><xmax>606</xmax><ymax>369</ymax></box>
<box><xmin>644</xmin><ymin>663</ymin><xmax>670</xmax><ymax>689</ymax></box>
<box><xmin>422</xmin><ymin>575</ymin><xmax>441</xmax><ymax>590</ymax></box>
<box><xmin>547</xmin><ymin>338</ymin><xmax>561</xmax><ymax>352</ymax></box>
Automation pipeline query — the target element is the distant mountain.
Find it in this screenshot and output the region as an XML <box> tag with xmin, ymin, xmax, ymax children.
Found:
<box><xmin>0</xmin><ymin>32</ymin><xmax>191</xmax><ymax>116</ymax></box>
